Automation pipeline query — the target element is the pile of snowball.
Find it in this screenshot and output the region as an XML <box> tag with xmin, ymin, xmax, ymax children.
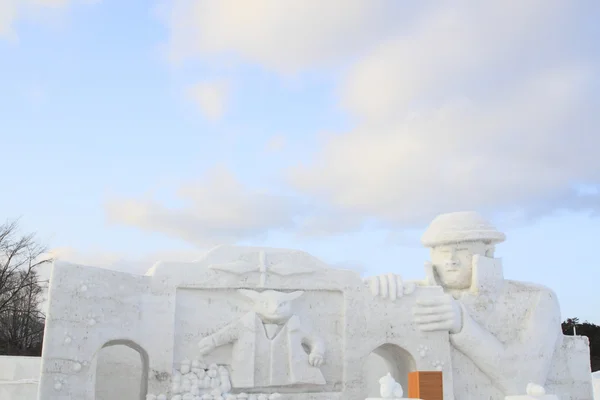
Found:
<box><xmin>146</xmin><ymin>359</ymin><xmax>282</xmax><ymax>400</ymax></box>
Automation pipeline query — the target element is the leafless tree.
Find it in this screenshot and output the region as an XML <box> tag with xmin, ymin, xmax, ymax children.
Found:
<box><xmin>0</xmin><ymin>219</ymin><xmax>52</xmax><ymax>355</ymax></box>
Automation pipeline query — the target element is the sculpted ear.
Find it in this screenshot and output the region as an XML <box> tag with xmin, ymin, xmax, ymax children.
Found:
<box><xmin>238</xmin><ymin>289</ymin><xmax>261</xmax><ymax>302</ymax></box>
<box><xmin>284</xmin><ymin>290</ymin><xmax>304</xmax><ymax>302</ymax></box>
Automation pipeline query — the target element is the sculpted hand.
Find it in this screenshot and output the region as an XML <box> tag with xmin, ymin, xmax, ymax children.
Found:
<box><xmin>413</xmin><ymin>294</ymin><xmax>463</xmax><ymax>334</ymax></box>
<box><xmin>197</xmin><ymin>337</ymin><xmax>216</xmax><ymax>355</ymax></box>
<box><xmin>308</xmin><ymin>352</ymin><xmax>324</xmax><ymax>367</ymax></box>
<box><xmin>364</xmin><ymin>274</ymin><xmax>416</xmax><ymax>301</ymax></box>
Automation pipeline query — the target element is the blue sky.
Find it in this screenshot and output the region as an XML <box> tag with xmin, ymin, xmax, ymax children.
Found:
<box><xmin>1</xmin><ymin>1</ymin><xmax>599</xmax><ymax>323</ymax></box>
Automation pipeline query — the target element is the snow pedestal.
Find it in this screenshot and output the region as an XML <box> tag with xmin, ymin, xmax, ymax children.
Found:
<box><xmin>0</xmin><ymin>380</ymin><xmax>39</xmax><ymax>400</ymax></box>
<box><xmin>505</xmin><ymin>383</ymin><xmax>560</xmax><ymax>400</ymax></box>
<box><xmin>505</xmin><ymin>396</ymin><xmax>559</xmax><ymax>400</ymax></box>
<box><xmin>0</xmin><ymin>356</ymin><xmax>41</xmax><ymax>400</ymax></box>
<box><xmin>407</xmin><ymin>371</ymin><xmax>442</xmax><ymax>400</ymax></box>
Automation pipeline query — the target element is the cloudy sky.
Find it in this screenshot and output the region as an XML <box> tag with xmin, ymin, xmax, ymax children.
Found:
<box><xmin>1</xmin><ymin>1</ymin><xmax>599</xmax><ymax>323</ymax></box>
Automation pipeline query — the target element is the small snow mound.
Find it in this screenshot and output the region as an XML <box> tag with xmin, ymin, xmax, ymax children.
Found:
<box><xmin>592</xmin><ymin>371</ymin><xmax>599</xmax><ymax>400</ymax></box>
<box><xmin>166</xmin><ymin>358</ymin><xmax>279</xmax><ymax>400</ymax></box>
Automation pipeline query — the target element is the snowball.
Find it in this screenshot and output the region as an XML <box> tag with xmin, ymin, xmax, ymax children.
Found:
<box><xmin>220</xmin><ymin>379</ymin><xmax>231</xmax><ymax>394</ymax></box>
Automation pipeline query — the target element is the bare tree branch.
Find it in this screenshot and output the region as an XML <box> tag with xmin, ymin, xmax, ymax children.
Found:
<box><xmin>0</xmin><ymin>219</ymin><xmax>50</xmax><ymax>356</ymax></box>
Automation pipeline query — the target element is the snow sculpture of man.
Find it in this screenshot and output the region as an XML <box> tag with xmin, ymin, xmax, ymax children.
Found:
<box><xmin>368</xmin><ymin>211</ymin><xmax>564</xmax><ymax>399</ymax></box>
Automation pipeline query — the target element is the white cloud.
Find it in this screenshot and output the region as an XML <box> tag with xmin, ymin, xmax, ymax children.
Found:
<box><xmin>264</xmin><ymin>135</ymin><xmax>286</xmax><ymax>153</ymax></box>
<box><xmin>105</xmin><ymin>166</ymin><xmax>304</xmax><ymax>246</ymax></box>
<box><xmin>291</xmin><ymin>66</ymin><xmax>599</xmax><ymax>226</ymax></box>
<box><xmin>294</xmin><ymin>208</ymin><xmax>365</xmax><ymax>237</ymax></box>
<box><xmin>186</xmin><ymin>81</ymin><xmax>229</xmax><ymax>121</ymax></box>
<box><xmin>164</xmin><ymin>0</ymin><xmax>404</xmax><ymax>74</ymax></box>
<box><xmin>0</xmin><ymin>0</ymin><xmax>96</xmax><ymax>41</ymax></box>
<box><xmin>0</xmin><ymin>1</ymin><xmax>19</xmax><ymax>39</ymax></box>
<box><xmin>338</xmin><ymin>2</ymin><xmax>581</xmax><ymax>121</ymax></box>
<box><xmin>288</xmin><ymin>2</ymin><xmax>600</xmax><ymax>227</ymax></box>
<box><xmin>154</xmin><ymin>2</ymin><xmax>599</xmax><ymax>235</ymax></box>
<box><xmin>329</xmin><ymin>260</ymin><xmax>366</xmax><ymax>276</ymax></box>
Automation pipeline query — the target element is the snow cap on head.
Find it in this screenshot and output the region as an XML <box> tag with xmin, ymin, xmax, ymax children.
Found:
<box><xmin>421</xmin><ymin>211</ymin><xmax>506</xmax><ymax>248</ymax></box>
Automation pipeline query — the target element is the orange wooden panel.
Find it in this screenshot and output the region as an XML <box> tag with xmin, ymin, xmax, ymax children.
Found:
<box><xmin>407</xmin><ymin>371</ymin><xmax>443</xmax><ymax>400</ymax></box>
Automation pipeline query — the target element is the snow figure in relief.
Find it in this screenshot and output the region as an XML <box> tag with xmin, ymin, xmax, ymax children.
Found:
<box><xmin>379</xmin><ymin>373</ymin><xmax>404</xmax><ymax>398</ymax></box>
<box><xmin>197</xmin><ymin>289</ymin><xmax>326</xmax><ymax>388</ymax></box>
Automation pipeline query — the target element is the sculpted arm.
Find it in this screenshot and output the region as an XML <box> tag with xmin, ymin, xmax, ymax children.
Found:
<box><xmin>301</xmin><ymin>330</ymin><xmax>325</xmax><ymax>355</ymax></box>
<box><xmin>364</xmin><ymin>273</ymin><xmax>427</xmax><ymax>300</ymax></box>
<box><xmin>301</xmin><ymin>329</ymin><xmax>326</xmax><ymax>367</ymax></box>
<box><xmin>198</xmin><ymin>319</ymin><xmax>241</xmax><ymax>353</ymax></box>
<box><xmin>450</xmin><ymin>289</ymin><xmax>561</xmax><ymax>394</ymax></box>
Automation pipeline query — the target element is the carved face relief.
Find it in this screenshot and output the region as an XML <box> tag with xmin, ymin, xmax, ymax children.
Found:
<box><xmin>430</xmin><ymin>241</ymin><xmax>490</xmax><ymax>290</ymax></box>
<box><xmin>238</xmin><ymin>289</ymin><xmax>304</xmax><ymax>324</ymax></box>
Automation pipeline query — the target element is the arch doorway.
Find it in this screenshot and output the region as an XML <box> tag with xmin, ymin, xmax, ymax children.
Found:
<box><xmin>363</xmin><ymin>344</ymin><xmax>416</xmax><ymax>397</ymax></box>
<box><xmin>94</xmin><ymin>339</ymin><xmax>149</xmax><ymax>400</ymax></box>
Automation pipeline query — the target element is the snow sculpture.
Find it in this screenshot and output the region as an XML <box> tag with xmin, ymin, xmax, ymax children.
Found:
<box><xmin>364</xmin><ymin>373</ymin><xmax>419</xmax><ymax>400</ymax></box>
<box><xmin>197</xmin><ymin>289</ymin><xmax>326</xmax><ymax>387</ymax></box>
<box><xmin>39</xmin><ymin>243</ymin><xmax>455</xmax><ymax>399</ymax></box>
<box><xmin>379</xmin><ymin>373</ymin><xmax>403</xmax><ymax>398</ymax></box>
<box><xmin>209</xmin><ymin>250</ymin><xmax>322</xmax><ymax>287</ymax></box>
<box><xmin>504</xmin><ymin>382</ymin><xmax>559</xmax><ymax>400</ymax></box>
<box><xmin>40</xmin><ymin>218</ymin><xmax>593</xmax><ymax>400</ymax></box>
<box><xmin>367</xmin><ymin>211</ymin><xmax>594</xmax><ymax>399</ymax></box>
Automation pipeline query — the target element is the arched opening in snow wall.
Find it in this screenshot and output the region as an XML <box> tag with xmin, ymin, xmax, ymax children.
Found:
<box><xmin>363</xmin><ymin>343</ymin><xmax>416</xmax><ymax>397</ymax></box>
<box><xmin>94</xmin><ymin>339</ymin><xmax>149</xmax><ymax>400</ymax></box>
